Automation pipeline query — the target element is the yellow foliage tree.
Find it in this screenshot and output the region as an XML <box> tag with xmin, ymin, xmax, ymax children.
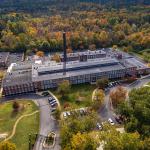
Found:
<box><xmin>36</xmin><ymin>51</ymin><xmax>44</xmax><ymax>57</ymax></box>
<box><xmin>0</xmin><ymin>141</ymin><xmax>16</xmax><ymax>150</ymax></box>
<box><xmin>51</xmin><ymin>53</ymin><xmax>61</xmax><ymax>62</ymax></box>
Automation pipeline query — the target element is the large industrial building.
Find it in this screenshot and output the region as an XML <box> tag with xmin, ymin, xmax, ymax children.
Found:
<box><xmin>2</xmin><ymin>49</ymin><xmax>149</xmax><ymax>96</ymax></box>
<box><xmin>1</xmin><ymin>33</ymin><xmax>150</xmax><ymax>96</ymax></box>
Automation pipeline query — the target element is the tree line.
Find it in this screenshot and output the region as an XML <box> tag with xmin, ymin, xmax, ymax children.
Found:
<box><xmin>0</xmin><ymin>5</ymin><xmax>149</xmax><ymax>56</ymax></box>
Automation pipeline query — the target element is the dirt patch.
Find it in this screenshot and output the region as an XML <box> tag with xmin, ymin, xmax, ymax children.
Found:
<box><xmin>0</xmin><ymin>133</ymin><xmax>8</xmax><ymax>139</ymax></box>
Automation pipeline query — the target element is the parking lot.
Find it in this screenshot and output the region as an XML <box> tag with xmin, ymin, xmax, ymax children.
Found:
<box><xmin>42</xmin><ymin>91</ymin><xmax>59</xmax><ymax>114</ymax></box>
<box><xmin>62</xmin><ymin>107</ymin><xmax>88</xmax><ymax>119</ymax></box>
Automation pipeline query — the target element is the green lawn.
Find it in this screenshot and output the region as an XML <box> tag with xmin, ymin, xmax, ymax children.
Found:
<box><xmin>0</xmin><ymin>100</ymin><xmax>39</xmax><ymax>150</ymax></box>
<box><xmin>52</xmin><ymin>83</ymin><xmax>96</xmax><ymax>111</ymax></box>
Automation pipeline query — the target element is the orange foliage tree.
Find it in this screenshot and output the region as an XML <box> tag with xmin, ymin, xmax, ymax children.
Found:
<box><xmin>36</xmin><ymin>51</ymin><xmax>44</xmax><ymax>57</ymax></box>
<box><xmin>109</xmin><ymin>86</ymin><xmax>127</xmax><ymax>108</ymax></box>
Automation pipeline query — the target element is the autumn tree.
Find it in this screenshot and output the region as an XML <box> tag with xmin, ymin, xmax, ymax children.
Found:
<box><xmin>36</xmin><ymin>51</ymin><xmax>44</xmax><ymax>57</ymax></box>
<box><xmin>51</xmin><ymin>53</ymin><xmax>61</xmax><ymax>62</ymax></box>
<box><xmin>99</xmin><ymin>31</ymin><xmax>109</xmax><ymax>47</ymax></box>
<box><xmin>92</xmin><ymin>89</ymin><xmax>105</xmax><ymax>110</ymax></box>
<box><xmin>60</xmin><ymin>111</ymin><xmax>99</xmax><ymax>149</ymax></box>
<box><xmin>109</xmin><ymin>86</ymin><xmax>127</xmax><ymax>108</ymax></box>
<box><xmin>57</xmin><ymin>80</ymin><xmax>70</xmax><ymax>98</ymax></box>
<box><xmin>66</xmin><ymin>47</ymin><xmax>73</xmax><ymax>53</ymax></box>
<box><xmin>12</xmin><ymin>101</ymin><xmax>20</xmax><ymax>112</ymax></box>
<box><xmin>112</xmin><ymin>45</ymin><xmax>118</xmax><ymax>51</ymax></box>
<box><xmin>0</xmin><ymin>141</ymin><xmax>16</xmax><ymax>150</ymax></box>
<box><xmin>89</xmin><ymin>44</ymin><xmax>96</xmax><ymax>51</ymax></box>
<box><xmin>99</xmin><ymin>125</ymin><xmax>145</xmax><ymax>150</ymax></box>
<box><xmin>71</xmin><ymin>132</ymin><xmax>99</xmax><ymax>150</ymax></box>
<box><xmin>96</xmin><ymin>77</ymin><xmax>109</xmax><ymax>90</ymax></box>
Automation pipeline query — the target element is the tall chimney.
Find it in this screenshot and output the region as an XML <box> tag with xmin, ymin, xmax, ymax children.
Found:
<box><xmin>63</xmin><ymin>32</ymin><xmax>67</xmax><ymax>75</ymax></box>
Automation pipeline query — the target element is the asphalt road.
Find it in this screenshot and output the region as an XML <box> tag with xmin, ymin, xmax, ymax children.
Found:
<box><xmin>99</xmin><ymin>75</ymin><xmax>150</xmax><ymax>123</ymax></box>
<box><xmin>1</xmin><ymin>75</ymin><xmax>150</xmax><ymax>149</ymax></box>
<box><xmin>34</xmin><ymin>97</ymin><xmax>60</xmax><ymax>150</ymax></box>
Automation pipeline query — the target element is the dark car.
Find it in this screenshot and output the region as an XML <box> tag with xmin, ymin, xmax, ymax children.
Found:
<box><xmin>49</xmin><ymin>100</ymin><xmax>56</xmax><ymax>104</ymax></box>
<box><xmin>115</xmin><ymin>116</ymin><xmax>122</xmax><ymax>124</ymax></box>
<box><xmin>51</xmin><ymin>108</ymin><xmax>56</xmax><ymax>113</ymax></box>
<box><xmin>51</xmin><ymin>103</ymin><xmax>58</xmax><ymax>107</ymax></box>
<box><xmin>48</xmin><ymin>97</ymin><xmax>55</xmax><ymax>102</ymax></box>
<box><xmin>42</xmin><ymin>91</ymin><xmax>50</xmax><ymax>96</ymax></box>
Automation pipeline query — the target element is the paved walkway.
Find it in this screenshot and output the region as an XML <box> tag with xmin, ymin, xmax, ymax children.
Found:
<box><xmin>5</xmin><ymin>110</ymin><xmax>39</xmax><ymax>141</ymax></box>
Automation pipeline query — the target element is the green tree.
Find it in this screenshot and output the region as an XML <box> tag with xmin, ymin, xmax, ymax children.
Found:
<box><xmin>118</xmin><ymin>87</ymin><xmax>150</xmax><ymax>137</ymax></box>
<box><xmin>96</xmin><ymin>77</ymin><xmax>109</xmax><ymax>90</ymax></box>
<box><xmin>99</xmin><ymin>125</ymin><xmax>144</xmax><ymax>150</ymax></box>
<box><xmin>57</xmin><ymin>80</ymin><xmax>70</xmax><ymax>98</ymax></box>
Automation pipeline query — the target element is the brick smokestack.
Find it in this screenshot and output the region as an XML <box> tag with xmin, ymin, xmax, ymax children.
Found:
<box><xmin>63</xmin><ymin>32</ymin><xmax>67</xmax><ymax>75</ymax></box>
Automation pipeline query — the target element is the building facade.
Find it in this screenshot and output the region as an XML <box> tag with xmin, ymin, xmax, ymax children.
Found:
<box><xmin>1</xmin><ymin>49</ymin><xmax>149</xmax><ymax>96</ymax></box>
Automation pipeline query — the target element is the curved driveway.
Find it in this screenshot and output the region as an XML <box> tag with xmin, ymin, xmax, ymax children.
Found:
<box><xmin>1</xmin><ymin>75</ymin><xmax>150</xmax><ymax>149</ymax></box>
<box><xmin>99</xmin><ymin>75</ymin><xmax>150</xmax><ymax>122</ymax></box>
<box><xmin>0</xmin><ymin>94</ymin><xmax>61</xmax><ymax>150</ymax></box>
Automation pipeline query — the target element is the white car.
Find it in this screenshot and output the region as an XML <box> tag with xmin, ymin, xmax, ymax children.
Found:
<box><xmin>96</xmin><ymin>123</ymin><xmax>102</xmax><ymax>130</ymax></box>
<box><xmin>63</xmin><ymin>112</ymin><xmax>67</xmax><ymax>118</ymax></box>
<box><xmin>66</xmin><ymin>111</ymin><xmax>71</xmax><ymax>116</ymax></box>
<box><xmin>108</xmin><ymin>118</ymin><xmax>115</xmax><ymax>125</ymax></box>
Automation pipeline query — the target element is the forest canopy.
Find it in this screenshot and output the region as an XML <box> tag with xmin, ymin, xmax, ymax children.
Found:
<box><xmin>0</xmin><ymin>1</ymin><xmax>149</xmax><ymax>57</ymax></box>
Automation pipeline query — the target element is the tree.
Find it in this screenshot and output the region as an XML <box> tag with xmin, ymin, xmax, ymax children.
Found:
<box><xmin>57</xmin><ymin>80</ymin><xmax>70</xmax><ymax>98</ymax></box>
<box><xmin>71</xmin><ymin>132</ymin><xmax>99</xmax><ymax>150</ymax></box>
<box><xmin>96</xmin><ymin>77</ymin><xmax>109</xmax><ymax>90</ymax></box>
<box><xmin>92</xmin><ymin>89</ymin><xmax>105</xmax><ymax>110</ymax></box>
<box><xmin>99</xmin><ymin>31</ymin><xmax>109</xmax><ymax>47</ymax></box>
<box><xmin>66</xmin><ymin>47</ymin><xmax>73</xmax><ymax>53</ymax></box>
<box><xmin>60</xmin><ymin>110</ymin><xmax>99</xmax><ymax>149</ymax></box>
<box><xmin>99</xmin><ymin>125</ymin><xmax>145</xmax><ymax>150</ymax></box>
<box><xmin>0</xmin><ymin>71</ymin><xmax>5</xmax><ymax>80</ymax></box>
<box><xmin>51</xmin><ymin>53</ymin><xmax>61</xmax><ymax>62</ymax></box>
<box><xmin>0</xmin><ymin>141</ymin><xmax>16</xmax><ymax>150</ymax></box>
<box><xmin>89</xmin><ymin>44</ymin><xmax>96</xmax><ymax>51</ymax></box>
<box><xmin>112</xmin><ymin>45</ymin><xmax>118</xmax><ymax>51</ymax></box>
<box><xmin>109</xmin><ymin>86</ymin><xmax>127</xmax><ymax>108</ymax></box>
<box><xmin>118</xmin><ymin>87</ymin><xmax>150</xmax><ymax>137</ymax></box>
<box><xmin>36</xmin><ymin>51</ymin><xmax>44</xmax><ymax>57</ymax></box>
<box><xmin>53</xmin><ymin>108</ymin><xmax>61</xmax><ymax>120</ymax></box>
<box><xmin>12</xmin><ymin>101</ymin><xmax>20</xmax><ymax>112</ymax></box>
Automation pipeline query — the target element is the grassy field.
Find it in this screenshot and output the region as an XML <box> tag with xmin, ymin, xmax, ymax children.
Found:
<box><xmin>52</xmin><ymin>83</ymin><xmax>96</xmax><ymax>111</ymax></box>
<box><xmin>0</xmin><ymin>100</ymin><xmax>39</xmax><ymax>150</ymax></box>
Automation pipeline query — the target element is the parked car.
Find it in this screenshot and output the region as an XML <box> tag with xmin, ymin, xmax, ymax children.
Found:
<box><xmin>66</xmin><ymin>111</ymin><xmax>71</xmax><ymax>116</ymax></box>
<box><xmin>51</xmin><ymin>103</ymin><xmax>57</xmax><ymax>107</ymax></box>
<box><xmin>48</xmin><ymin>97</ymin><xmax>54</xmax><ymax>101</ymax></box>
<box><xmin>48</xmin><ymin>99</ymin><xmax>55</xmax><ymax>103</ymax></box>
<box><xmin>115</xmin><ymin>116</ymin><xmax>122</xmax><ymax>124</ymax></box>
<box><xmin>108</xmin><ymin>83</ymin><xmax>113</xmax><ymax>87</ymax></box>
<box><xmin>108</xmin><ymin>118</ymin><xmax>115</xmax><ymax>125</ymax></box>
<box><xmin>42</xmin><ymin>91</ymin><xmax>50</xmax><ymax>96</ymax></box>
<box><xmin>51</xmin><ymin>108</ymin><xmax>56</xmax><ymax>113</ymax></box>
<box><xmin>96</xmin><ymin>123</ymin><xmax>102</xmax><ymax>130</ymax></box>
<box><xmin>104</xmin><ymin>88</ymin><xmax>109</xmax><ymax>92</ymax></box>
<box><xmin>63</xmin><ymin>112</ymin><xmax>67</xmax><ymax>118</ymax></box>
<box><xmin>49</xmin><ymin>100</ymin><xmax>56</xmax><ymax>104</ymax></box>
<box><xmin>80</xmin><ymin>108</ymin><xmax>85</xmax><ymax>115</ymax></box>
